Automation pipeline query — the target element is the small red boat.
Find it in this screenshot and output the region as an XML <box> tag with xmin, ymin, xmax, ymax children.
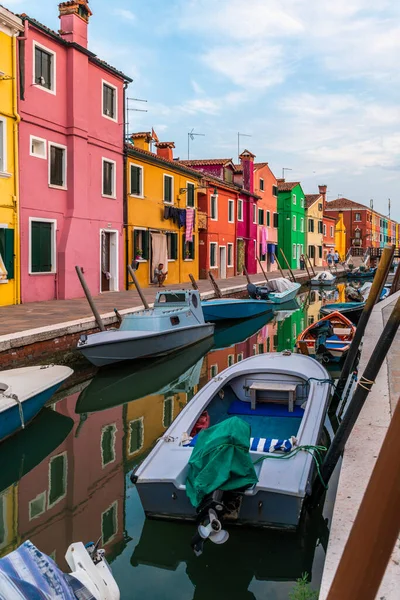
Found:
<box><xmin>296</xmin><ymin>311</ymin><xmax>356</xmax><ymax>363</ymax></box>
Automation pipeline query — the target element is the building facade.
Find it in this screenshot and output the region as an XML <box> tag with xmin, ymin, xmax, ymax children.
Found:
<box><xmin>253</xmin><ymin>162</ymin><xmax>278</xmax><ymax>273</ymax></box>
<box><xmin>277</xmin><ymin>180</ymin><xmax>306</xmax><ymax>269</ymax></box>
<box><xmin>126</xmin><ymin>134</ymin><xmax>202</xmax><ymax>288</ymax></box>
<box><xmin>18</xmin><ymin>1</ymin><xmax>131</xmax><ymax>303</ymax></box>
<box><xmin>335</xmin><ymin>211</ymin><xmax>346</xmax><ymax>259</ymax></box>
<box><xmin>234</xmin><ymin>151</ymin><xmax>259</xmax><ymax>275</ymax></box>
<box><xmin>305</xmin><ymin>194</ymin><xmax>323</xmax><ymax>267</ymax></box>
<box><xmin>0</xmin><ymin>7</ymin><xmax>23</xmax><ymax>306</ymax></box>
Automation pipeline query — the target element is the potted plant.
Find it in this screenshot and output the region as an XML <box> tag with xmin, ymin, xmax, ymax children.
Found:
<box><xmin>135</xmin><ymin>248</ymin><xmax>143</xmax><ymax>260</ymax></box>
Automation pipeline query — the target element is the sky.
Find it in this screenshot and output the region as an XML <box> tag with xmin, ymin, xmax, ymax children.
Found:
<box><xmin>6</xmin><ymin>0</ymin><xmax>400</xmax><ymax>219</ymax></box>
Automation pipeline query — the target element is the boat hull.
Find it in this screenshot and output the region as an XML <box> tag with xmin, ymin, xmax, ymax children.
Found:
<box><xmin>78</xmin><ymin>324</ymin><xmax>215</xmax><ymax>367</ymax></box>
<box><xmin>267</xmin><ymin>286</ymin><xmax>301</xmax><ymax>304</ymax></box>
<box><xmin>320</xmin><ymin>302</ymin><xmax>364</xmax><ymax>324</ymax></box>
<box><xmin>201</xmin><ymin>300</ymin><xmax>272</xmax><ymax>322</ymax></box>
<box><xmin>310</xmin><ymin>278</ymin><xmax>337</xmax><ymax>287</ymax></box>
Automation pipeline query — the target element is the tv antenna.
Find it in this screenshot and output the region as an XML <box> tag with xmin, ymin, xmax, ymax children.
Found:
<box><xmin>282</xmin><ymin>167</ymin><xmax>292</xmax><ymax>179</ymax></box>
<box><xmin>238</xmin><ymin>132</ymin><xmax>252</xmax><ymax>162</ymax></box>
<box><xmin>125</xmin><ymin>97</ymin><xmax>148</xmax><ymax>141</ymax></box>
<box><xmin>188</xmin><ymin>129</ymin><xmax>205</xmax><ymax>160</ymax></box>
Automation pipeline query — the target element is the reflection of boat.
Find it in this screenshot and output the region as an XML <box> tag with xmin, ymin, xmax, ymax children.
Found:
<box><xmin>213</xmin><ymin>313</ymin><xmax>274</xmax><ymax>349</ymax></box>
<box><xmin>201</xmin><ymin>297</ymin><xmax>273</xmax><ymax>322</ymax></box>
<box><xmin>272</xmin><ymin>299</ymin><xmax>300</xmax><ymax>322</ymax></box>
<box><xmin>0</xmin><ymin>365</ymin><xmax>73</xmax><ymax>442</ymax></box>
<box><xmin>320</xmin><ymin>302</ymin><xmax>364</xmax><ymax>325</ymax></box>
<box><xmin>77</xmin><ymin>290</ymin><xmax>214</xmax><ymax>367</ymax></box>
<box><xmin>0</xmin><ymin>408</ymin><xmax>74</xmax><ymax>493</ymax></box>
<box><xmin>132</xmin><ymin>354</ymin><xmax>330</xmax><ymax>530</ymax></box>
<box><xmin>75</xmin><ymin>337</ymin><xmax>214</xmax><ymax>414</ymax></box>
<box><xmin>247</xmin><ymin>279</ymin><xmax>301</xmax><ymax>304</ymax></box>
<box><xmin>296</xmin><ymin>311</ymin><xmax>355</xmax><ymax>363</ymax></box>
<box><xmin>310</xmin><ymin>271</ymin><xmax>337</xmax><ymax>286</ymax></box>
<box><xmin>347</xmin><ymin>267</ymin><xmax>376</xmax><ymax>279</ymax></box>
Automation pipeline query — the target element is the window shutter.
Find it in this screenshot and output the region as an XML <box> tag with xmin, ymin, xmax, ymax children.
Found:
<box><xmin>266</xmin><ymin>211</ymin><xmax>270</xmax><ymax>227</ymax></box>
<box><xmin>164</xmin><ymin>177</ymin><xmax>172</xmax><ymax>203</ymax></box>
<box><xmin>131</xmin><ymin>166</ymin><xmax>140</xmax><ymax>195</ymax></box>
<box><xmin>142</xmin><ymin>230</ymin><xmax>149</xmax><ymax>260</ymax></box>
<box><xmin>171</xmin><ymin>233</ymin><xmax>177</xmax><ymax>259</ymax></box>
<box><xmin>191</xmin><ymin>236</ymin><xmax>195</xmax><ymax>259</ymax></box>
<box><xmin>4</xmin><ymin>229</ymin><xmax>14</xmax><ymax>280</ymax></box>
<box><xmin>188</xmin><ymin>184</ymin><xmax>195</xmax><ymax>207</ymax></box>
<box><xmin>31</xmin><ymin>221</ymin><xmax>41</xmax><ymax>272</ymax></box>
<box><xmin>41</xmin><ymin>222</ymin><xmax>52</xmax><ymax>272</ymax></box>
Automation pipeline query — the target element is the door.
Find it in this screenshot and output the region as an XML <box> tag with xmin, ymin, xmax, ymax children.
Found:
<box><xmin>101</xmin><ymin>231</ymin><xmax>111</xmax><ymax>292</ymax></box>
<box><xmin>219</xmin><ymin>246</ymin><xmax>227</xmax><ymax>279</ymax></box>
<box><xmin>237</xmin><ymin>239</ymin><xmax>245</xmax><ymax>274</ymax></box>
<box><xmin>297</xmin><ymin>244</ymin><xmax>301</xmax><ymax>269</ymax></box>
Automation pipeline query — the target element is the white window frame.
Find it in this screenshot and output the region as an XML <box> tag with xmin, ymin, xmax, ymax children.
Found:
<box><xmin>237</xmin><ymin>353</ymin><xmax>244</xmax><ymax>362</ymax></box>
<box><xmin>323</xmin><ymin>223</ymin><xmax>327</xmax><ymax>236</ymax></box>
<box><xmin>292</xmin><ymin>193</ymin><xmax>296</xmax><ymax>205</ymax></box>
<box><xmin>128</xmin><ymin>416</ymin><xmax>144</xmax><ymax>456</ymax></box>
<box><xmin>253</xmin><ymin>203</ymin><xmax>256</xmax><ymax>224</ymax></box>
<box><xmin>47</xmin><ymin>451</ymin><xmax>67</xmax><ymax>509</ymax></box>
<box><xmin>210</xmin><ymin>364</ymin><xmax>218</xmax><ymax>378</ymax></box>
<box><xmin>292</xmin><ymin>244</ymin><xmax>296</xmax><ymax>259</ymax></box>
<box><xmin>210</xmin><ymin>193</ymin><xmax>218</xmax><ymax>221</ymax></box>
<box><xmin>259</xmin><ymin>177</ymin><xmax>264</xmax><ymax>191</ymax></box>
<box><xmin>0</xmin><ymin>117</ymin><xmax>8</xmax><ymax>174</ymax></box>
<box><xmin>100</xmin><ymin>423</ymin><xmax>117</xmax><ymax>468</ymax></box>
<box><xmin>29</xmin><ymin>491</ymin><xmax>47</xmax><ymax>521</ymax></box>
<box><xmin>30</xmin><ymin>135</ymin><xmax>47</xmax><ymax>160</ymax></box>
<box><xmin>266</xmin><ymin>210</ymin><xmax>271</xmax><ymax>227</ymax></box>
<box><xmin>33</xmin><ymin>41</ymin><xmax>56</xmax><ymax>95</ymax></box>
<box><xmin>228</xmin><ymin>199</ymin><xmax>234</xmax><ymax>223</ymax></box>
<box><xmin>227</xmin><ymin>242</ymin><xmax>234</xmax><ymax>267</ymax></box>
<box><xmin>186</xmin><ymin>181</ymin><xmax>196</xmax><ymax>208</ymax></box>
<box><xmin>300</xmin><ymin>217</ymin><xmax>304</xmax><ymax>233</ymax></box>
<box><xmin>293</xmin><ymin>215</ymin><xmax>296</xmax><ymax>231</ymax></box>
<box><xmin>163</xmin><ymin>174</ymin><xmax>174</xmax><ymax>205</ymax></box>
<box><xmin>101</xmin><ymin>500</ymin><xmax>118</xmax><ymax>546</ymax></box>
<box><xmin>238</xmin><ymin>199</ymin><xmax>243</xmax><ymax>222</ymax></box>
<box><xmin>227</xmin><ymin>354</ymin><xmax>235</xmax><ymax>367</ymax></box>
<box><xmin>129</xmin><ymin>162</ymin><xmax>144</xmax><ymax>198</ymax></box>
<box><xmin>101</xmin><ymin>79</ymin><xmax>118</xmax><ymax>122</ymax></box>
<box><xmin>210</xmin><ymin>241</ymin><xmax>218</xmax><ymax>268</ymax></box>
<box><xmin>48</xmin><ymin>142</ymin><xmax>67</xmax><ymax>189</ymax></box>
<box><xmin>28</xmin><ymin>217</ymin><xmax>57</xmax><ymax>275</ymax></box>
<box><xmin>301</xmin><ymin>197</ymin><xmax>304</xmax><ymax>208</ymax></box>
<box><xmin>101</xmin><ymin>157</ymin><xmax>117</xmax><ymax>199</ymax></box>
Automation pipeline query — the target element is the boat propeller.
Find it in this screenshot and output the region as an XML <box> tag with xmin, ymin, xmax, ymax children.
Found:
<box><xmin>192</xmin><ymin>509</ymin><xmax>229</xmax><ymax>556</ymax></box>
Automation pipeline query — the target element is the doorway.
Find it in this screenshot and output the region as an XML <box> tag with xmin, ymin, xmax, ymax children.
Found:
<box><xmin>100</xmin><ymin>230</ymin><xmax>118</xmax><ymax>292</ymax></box>
<box><xmin>237</xmin><ymin>239</ymin><xmax>245</xmax><ymax>274</ymax></box>
<box><xmin>219</xmin><ymin>246</ymin><xmax>227</xmax><ymax>279</ymax></box>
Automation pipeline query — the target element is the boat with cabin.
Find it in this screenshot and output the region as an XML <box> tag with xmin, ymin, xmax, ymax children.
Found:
<box><xmin>347</xmin><ymin>266</ymin><xmax>376</xmax><ymax>279</ymax></box>
<box><xmin>131</xmin><ymin>353</ymin><xmax>331</xmax><ymax>547</ymax></box>
<box><xmin>296</xmin><ymin>311</ymin><xmax>356</xmax><ymax>363</ymax></box>
<box><xmin>247</xmin><ymin>278</ymin><xmax>301</xmax><ymax>304</ymax></box>
<box><xmin>77</xmin><ymin>290</ymin><xmax>214</xmax><ymax>367</ymax></box>
<box><xmin>310</xmin><ymin>271</ymin><xmax>337</xmax><ymax>286</ymax></box>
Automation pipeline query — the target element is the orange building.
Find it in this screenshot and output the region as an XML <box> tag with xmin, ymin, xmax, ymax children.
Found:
<box><xmin>253</xmin><ymin>163</ymin><xmax>278</xmax><ymax>273</ymax></box>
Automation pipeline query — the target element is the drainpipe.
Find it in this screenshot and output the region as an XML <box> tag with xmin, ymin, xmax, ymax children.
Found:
<box><xmin>123</xmin><ymin>81</ymin><xmax>129</xmax><ymax>290</ymax></box>
<box><xmin>11</xmin><ymin>33</ymin><xmax>21</xmax><ymax>304</ymax></box>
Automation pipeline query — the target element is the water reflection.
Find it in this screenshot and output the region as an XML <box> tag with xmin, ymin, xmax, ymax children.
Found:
<box><xmin>0</xmin><ymin>288</ymin><xmax>347</xmax><ymax>598</ymax></box>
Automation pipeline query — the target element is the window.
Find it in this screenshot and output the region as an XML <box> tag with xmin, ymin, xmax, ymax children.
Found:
<box><xmin>355</xmin><ymin>213</ymin><xmax>361</xmax><ymax>221</ymax></box>
<box><xmin>29</xmin><ymin>492</ymin><xmax>46</xmax><ymax>521</ymax></box>
<box><xmin>130</xmin><ymin>164</ymin><xmax>143</xmax><ymax>196</ymax></box>
<box><xmin>258</xmin><ymin>208</ymin><xmax>264</xmax><ymax>225</ymax></box>
<box><xmin>272</xmin><ymin>185</ymin><xmax>278</xmax><ymax>197</ymax></box>
<box><xmin>163</xmin><ymin>174</ymin><xmax>173</xmax><ymax>204</ymax></box>
<box><xmin>259</xmin><ymin>178</ymin><xmax>264</xmax><ymax>191</ymax></box>
<box><xmin>102</xmin><ymin>81</ymin><xmax>117</xmax><ymax>120</ymax></box>
<box><xmin>128</xmin><ymin>418</ymin><xmax>144</xmax><ymax>455</ymax></box>
<box><xmin>318</xmin><ymin>246</ymin><xmax>323</xmax><ymax>259</ymax></box>
<box><xmin>48</xmin><ymin>452</ymin><xmax>67</xmax><ymax>507</ymax></box>
<box><xmin>228</xmin><ymin>199</ymin><xmax>234</xmax><ymax>223</ymax></box>
<box><xmin>330</xmin><ymin>226</ymin><xmax>334</xmax><ymax>237</ymax></box>
<box><xmin>0</xmin><ymin>227</ymin><xmax>14</xmax><ymax>280</ymax></box>
<box><xmin>102</xmin><ymin>501</ymin><xmax>118</xmax><ymax>545</ymax></box>
<box><xmin>210</xmin><ymin>365</ymin><xmax>218</xmax><ymax>378</ymax></box>
<box><xmin>183</xmin><ymin>235</ymin><xmax>195</xmax><ymax>260</ymax></box>
<box><xmin>0</xmin><ymin>119</ymin><xmax>6</xmax><ymax>172</ymax></box>
<box><xmin>163</xmin><ymin>397</ymin><xmax>174</xmax><ymax>428</ymax></box>
<box><xmin>258</xmin><ymin>343</ymin><xmax>264</xmax><ymax>354</ymax></box>
<box><xmin>227</xmin><ymin>243</ymin><xmax>233</xmax><ymax>267</ymax></box>
<box><xmin>224</xmin><ymin>167</ymin><xmax>233</xmax><ymax>183</ymax></box>
<box><xmin>308</xmin><ymin>219</ymin><xmax>314</xmax><ymax>233</ymax></box>
<box><xmin>30</xmin><ymin>135</ymin><xmax>46</xmax><ymax>159</ymax></box>
<box><xmin>318</xmin><ymin>221</ymin><xmax>323</xmax><ymax>234</ymax></box>
<box><xmin>259</xmin><ymin>242</ymin><xmax>266</xmax><ymax>261</ymax></box>
<box><xmin>266</xmin><ymin>211</ymin><xmax>270</xmax><ymax>227</ymax></box>
<box><xmin>253</xmin><ymin>344</ymin><xmax>257</xmax><ymax>355</ymax></box>
<box><xmin>318</xmin><ymin>203</ymin><xmax>323</xmax><ymax>212</ymax></box>
<box><xmin>292</xmin><ymin>244</ymin><xmax>296</xmax><ymax>259</ymax></box>
<box><xmin>293</xmin><ymin>215</ymin><xmax>296</xmax><ymax>231</ymax></box>
<box><xmin>323</xmin><ymin>223</ymin><xmax>327</xmax><ymax>236</ymax></box>
<box><xmin>292</xmin><ymin>193</ymin><xmax>296</xmax><ymax>205</ymax></box>
<box><xmin>101</xmin><ymin>424</ymin><xmax>116</xmax><ymax>467</ymax></box>
<box><xmin>237</xmin><ymin>353</ymin><xmax>243</xmax><ymax>362</ymax></box>
<box><xmin>102</xmin><ymin>159</ymin><xmax>116</xmax><ymax>198</ymax></box>
<box><xmin>133</xmin><ymin>229</ymin><xmax>149</xmax><ymax>260</ymax></box>
<box><xmin>210</xmin><ymin>194</ymin><xmax>218</xmax><ymax>220</ymax></box>
<box><xmin>210</xmin><ymin>242</ymin><xmax>217</xmax><ymax>267</ymax></box>
<box><xmin>187</xmin><ymin>182</ymin><xmax>195</xmax><ymax>207</ymax></box>
<box><xmin>166</xmin><ymin>232</ymin><xmax>178</xmax><ymax>260</ymax></box>
<box><xmin>253</xmin><ymin>203</ymin><xmax>256</xmax><ymax>224</ymax></box>
<box><xmin>34</xmin><ymin>43</ymin><xmax>55</xmax><ymax>93</ymax></box>
<box><xmin>238</xmin><ymin>199</ymin><xmax>243</xmax><ymax>221</ymax></box>
<box><xmin>228</xmin><ymin>354</ymin><xmax>235</xmax><ymax>366</ymax></box>
<box><xmin>300</xmin><ymin>197</ymin><xmax>304</xmax><ymax>208</ymax></box>
<box><xmin>49</xmin><ymin>143</ymin><xmax>66</xmax><ymax>188</ymax></box>
<box><xmin>273</xmin><ymin>212</ymin><xmax>278</xmax><ymax>228</ymax></box>
<box><xmin>30</xmin><ymin>219</ymin><xmax>56</xmax><ymax>274</ymax></box>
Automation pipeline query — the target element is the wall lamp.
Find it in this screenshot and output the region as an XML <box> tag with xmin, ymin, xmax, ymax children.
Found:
<box><xmin>179</xmin><ymin>185</ymin><xmax>218</xmax><ymax>195</ymax></box>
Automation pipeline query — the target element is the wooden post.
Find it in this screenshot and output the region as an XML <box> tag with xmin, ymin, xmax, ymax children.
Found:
<box><xmin>189</xmin><ymin>274</ymin><xmax>199</xmax><ymax>290</ymax></box>
<box><xmin>302</xmin><ymin>255</ymin><xmax>312</xmax><ymax>281</ymax></box>
<box><xmin>273</xmin><ymin>253</ymin><xmax>287</xmax><ymax>279</ymax></box>
<box><xmin>243</xmin><ymin>265</ymin><xmax>252</xmax><ymax>285</ymax></box>
<box><xmin>279</xmin><ymin>248</ymin><xmax>296</xmax><ymax>282</ymax></box>
<box><xmin>326</xmin><ymin>392</ymin><xmax>400</xmax><ymax>600</ymax></box>
<box><xmin>75</xmin><ymin>266</ymin><xmax>105</xmax><ymax>331</ymax></box>
<box><xmin>257</xmin><ymin>257</ymin><xmax>269</xmax><ymax>282</ymax></box>
<box><xmin>305</xmin><ymin>254</ymin><xmax>316</xmax><ymax>276</ymax></box>
<box><xmin>127</xmin><ymin>265</ymin><xmax>150</xmax><ymax>310</ymax></box>
<box><xmin>208</xmin><ymin>271</ymin><xmax>222</xmax><ymax>298</ymax></box>
<box><xmin>335</xmin><ymin>245</ymin><xmax>395</xmax><ymax>398</ymax></box>
<box><xmin>389</xmin><ymin>261</ymin><xmax>400</xmax><ymax>295</ymax></box>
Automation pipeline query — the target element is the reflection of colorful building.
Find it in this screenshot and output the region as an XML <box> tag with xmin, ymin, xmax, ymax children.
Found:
<box><xmin>335</xmin><ymin>212</ymin><xmax>346</xmax><ymax>260</ymax></box>
<box><xmin>0</xmin><ymin>485</ymin><xmax>18</xmax><ymax>556</ymax></box>
<box><xmin>275</xmin><ymin>309</ymin><xmax>304</xmax><ymax>352</ymax></box>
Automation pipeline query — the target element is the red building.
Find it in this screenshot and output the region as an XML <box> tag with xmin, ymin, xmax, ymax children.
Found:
<box><xmin>325</xmin><ymin>198</ymin><xmax>374</xmax><ymax>253</ymax></box>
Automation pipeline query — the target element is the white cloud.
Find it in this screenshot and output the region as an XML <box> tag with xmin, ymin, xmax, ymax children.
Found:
<box><xmin>113</xmin><ymin>8</ymin><xmax>136</xmax><ymax>22</ymax></box>
<box><xmin>191</xmin><ymin>80</ymin><xmax>205</xmax><ymax>95</ymax></box>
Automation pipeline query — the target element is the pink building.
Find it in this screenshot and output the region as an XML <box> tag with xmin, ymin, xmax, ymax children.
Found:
<box><xmin>234</xmin><ymin>151</ymin><xmax>259</xmax><ymax>275</ymax></box>
<box><xmin>18</xmin><ymin>1</ymin><xmax>132</xmax><ymax>302</ymax></box>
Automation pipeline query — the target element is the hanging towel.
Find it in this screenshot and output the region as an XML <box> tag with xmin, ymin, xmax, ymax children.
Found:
<box><xmin>178</xmin><ymin>209</ymin><xmax>187</xmax><ymax>228</ymax></box>
<box><xmin>186</xmin><ymin>208</ymin><xmax>195</xmax><ymax>242</ymax></box>
<box><xmin>261</xmin><ymin>227</ymin><xmax>267</xmax><ymax>256</ymax></box>
<box><xmin>151</xmin><ymin>232</ymin><xmax>168</xmax><ymax>278</ymax></box>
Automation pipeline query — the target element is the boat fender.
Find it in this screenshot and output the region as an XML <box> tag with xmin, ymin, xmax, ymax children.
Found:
<box><xmin>191</xmin><ymin>411</ymin><xmax>210</xmax><ymax>436</ymax></box>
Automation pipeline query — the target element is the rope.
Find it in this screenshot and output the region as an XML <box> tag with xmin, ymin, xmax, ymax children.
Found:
<box><xmin>1</xmin><ymin>392</ymin><xmax>25</xmax><ymax>429</ymax></box>
<box><xmin>254</xmin><ymin>444</ymin><xmax>328</xmax><ymax>489</ymax></box>
<box><xmin>357</xmin><ymin>376</ymin><xmax>375</xmax><ymax>391</ymax></box>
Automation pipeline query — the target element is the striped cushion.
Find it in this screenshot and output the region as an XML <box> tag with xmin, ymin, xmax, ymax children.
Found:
<box><xmin>250</xmin><ymin>436</ymin><xmax>296</xmax><ymax>453</ymax></box>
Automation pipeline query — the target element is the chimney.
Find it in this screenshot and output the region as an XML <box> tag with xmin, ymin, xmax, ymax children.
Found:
<box><xmin>130</xmin><ymin>132</ymin><xmax>152</xmax><ymax>152</ymax></box>
<box><xmin>319</xmin><ymin>184</ymin><xmax>327</xmax><ymax>211</ymax></box>
<box><xmin>156</xmin><ymin>142</ymin><xmax>175</xmax><ymax>162</ymax></box>
<box><xmin>277</xmin><ymin>178</ymin><xmax>285</xmax><ymax>184</ymax></box>
<box><xmin>58</xmin><ymin>1</ymin><xmax>92</xmax><ymax>48</ymax></box>
<box><xmin>239</xmin><ymin>149</ymin><xmax>256</xmax><ymax>193</ymax></box>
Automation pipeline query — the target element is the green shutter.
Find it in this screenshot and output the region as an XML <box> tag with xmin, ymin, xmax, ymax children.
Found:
<box><xmin>49</xmin><ymin>454</ymin><xmax>66</xmax><ymax>506</ymax></box>
<box><xmin>142</xmin><ymin>230</ymin><xmax>149</xmax><ymax>260</ymax></box>
<box><xmin>187</xmin><ymin>184</ymin><xmax>195</xmax><ymax>207</ymax></box>
<box><xmin>182</xmin><ymin>234</ymin><xmax>185</xmax><ymax>260</ymax></box>
<box><xmin>31</xmin><ymin>221</ymin><xmax>52</xmax><ymax>273</ymax></box>
<box><xmin>102</xmin><ymin>504</ymin><xmax>116</xmax><ymax>544</ymax></box>
<box><xmin>4</xmin><ymin>229</ymin><xmax>14</xmax><ymax>280</ymax></box>
<box><xmin>164</xmin><ymin>177</ymin><xmax>172</xmax><ymax>203</ymax></box>
<box><xmin>190</xmin><ymin>236</ymin><xmax>195</xmax><ymax>259</ymax></box>
<box><xmin>131</xmin><ymin>166</ymin><xmax>141</xmax><ymax>195</ymax></box>
<box><xmin>129</xmin><ymin>420</ymin><xmax>143</xmax><ymax>453</ymax></box>
<box><xmin>171</xmin><ymin>233</ymin><xmax>177</xmax><ymax>259</ymax></box>
<box><xmin>266</xmin><ymin>211</ymin><xmax>270</xmax><ymax>227</ymax></box>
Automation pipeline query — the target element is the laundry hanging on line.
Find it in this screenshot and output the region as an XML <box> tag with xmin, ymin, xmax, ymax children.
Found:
<box><xmin>185</xmin><ymin>208</ymin><xmax>195</xmax><ymax>242</ymax></box>
<box><xmin>163</xmin><ymin>206</ymin><xmax>189</xmax><ymax>228</ymax></box>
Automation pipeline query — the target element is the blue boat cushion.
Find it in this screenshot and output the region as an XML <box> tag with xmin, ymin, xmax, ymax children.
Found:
<box><xmin>325</xmin><ymin>334</ymin><xmax>348</xmax><ymax>349</ymax></box>
<box><xmin>228</xmin><ymin>399</ymin><xmax>304</xmax><ymax>418</ymax></box>
<box><xmin>183</xmin><ymin>434</ymin><xmax>296</xmax><ymax>453</ymax></box>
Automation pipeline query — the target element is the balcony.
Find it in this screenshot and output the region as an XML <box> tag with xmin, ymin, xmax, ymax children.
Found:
<box><xmin>197</xmin><ymin>210</ymin><xmax>207</xmax><ymax>230</ymax></box>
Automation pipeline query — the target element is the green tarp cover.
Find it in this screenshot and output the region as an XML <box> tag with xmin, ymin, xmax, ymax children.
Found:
<box><xmin>186</xmin><ymin>416</ymin><xmax>258</xmax><ymax>508</ymax></box>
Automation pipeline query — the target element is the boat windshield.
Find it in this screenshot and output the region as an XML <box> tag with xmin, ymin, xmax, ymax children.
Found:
<box><xmin>156</xmin><ymin>292</ymin><xmax>187</xmax><ymax>304</ymax></box>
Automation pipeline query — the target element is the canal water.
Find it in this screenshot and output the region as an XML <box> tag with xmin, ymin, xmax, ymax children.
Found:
<box><xmin>0</xmin><ymin>285</ymin><xmax>347</xmax><ymax>599</ymax></box>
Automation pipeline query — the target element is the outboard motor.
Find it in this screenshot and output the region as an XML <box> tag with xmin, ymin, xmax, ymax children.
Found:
<box><xmin>309</xmin><ymin>320</ymin><xmax>334</xmax><ymax>356</ymax></box>
<box><xmin>247</xmin><ymin>283</ymin><xmax>259</xmax><ymax>299</ymax></box>
<box><xmin>346</xmin><ymin>285</ymin><xmax>363</xmax><ymax>302</ymax></box>
<box><xmin>191</xmin><ymin>490</ymin><xmax>232</xmax><ymax>556</ymax></box>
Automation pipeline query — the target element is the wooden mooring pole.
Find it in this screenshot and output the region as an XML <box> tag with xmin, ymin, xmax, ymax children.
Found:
<box><xmin>189</xmin><ymin>274</ymin><xmax>199</xmax><ymax>290</ymax></box>
<box><xmin>335</xmin><ymin>245</ymin><xmax>394</xmax><ymax>398</ymax></box>
<box><xmin>279</xmin><ymin>248</ymin><xmax>296</xmax><ymax>283</ymax></box>
<box><xmin>326</xmin><ymin>391</ymin><xmax>400</xmax><ymax>600</ymax></box>
<box><xmin>311</xmin><ymin>291</ymin><xmax>400</xmax><ymax>505</ymax></box>
<box><xmin>273</xmin><ymin>253</ymin><xmax>286</xmax><ymax>280</ymax></box>
<box><xmin>305</xmin><ymin>254</ymin><xmax>316</xmax><ymax>277</ymax></box>
<box><xmin>389</xmin><ymin>260</ymin><xmax>400</xmax><ymax>295</ymax></box>
<box><xmin>302</xmin><ymin>254</ymin><xmax>312</xmax><ymax>281</ymax></box>
<box><xmin>127</xmin><ymin>265</ymin><xmax>150</xmax><ymax>310</ymax></box>
<box><xmin>208</xmin><ymin>271</ymin><xmax>222</xmax><ymax>298</ymax></box>
<box><xmin>243</xmin><ymin>265</ymin><xmax>252</xmax><ymax>286</ymax></box>
<box><xmin>257</xmin><ymin>257</ymin><xmax>269</xmax><ymax>282</ymax></box>
<box><xmin>75</xmin><ymin>266</ymin><xmax>105</xmax><ymax>331</ymax></box>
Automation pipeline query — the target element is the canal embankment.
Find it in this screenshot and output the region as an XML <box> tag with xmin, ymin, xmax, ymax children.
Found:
<box><xmin>320</xmin><ymin>289</ymin><xmax>400</xmax><ymax>599</ymax></box>
<box><xmin>0</xmin><ymin>266</ymin><xmax>346</xmax><ymax>367</ymax></box>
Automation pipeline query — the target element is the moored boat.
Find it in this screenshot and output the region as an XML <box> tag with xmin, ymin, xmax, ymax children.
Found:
<box><xmin>247</xmin><ymin>278</ymin><xmax>301</xmax><ymax>304</ymax></box>
<box><xmin>0</xmin><ymin>365</ymin><xmax>73</xmax><ymax>443</ymax></box>
<box><xmin>201</xmin><ymin>297</ymin><xmax>273</xmax><ymax>322</ymax></box>
<box><xmin>77</xmin><ymin>290</ymin><xmax>214</xmax><ymax>367</ymax></box>
<box><xmin>296</xmin><ymin>311</ymin><xmax>356</xmax><ymax>363</ymax></box>
<box><xmin>347</xmin><ymin>267</ymin><xmax>376</xmax><ymax>279</ymax></box>
<box><xmin>131</xmin><ymin>353</ymin><xmax>331</xmax><ymax>542</ymax></box>
<box><xmin>310</xmin><ymin>271</ymin><xmax>337</xmax><ymax>286</ymax></box>
<box><xmin>320</xmin><ymin>301</ymin><xmax>364</xmax><ymax>325</ymax></box>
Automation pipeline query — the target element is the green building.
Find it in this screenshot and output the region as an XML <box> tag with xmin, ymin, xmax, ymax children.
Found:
<box><xmin>277</xmin><ymin>181</ymin><xmax>306</xmax><ymax>269</ymax></box>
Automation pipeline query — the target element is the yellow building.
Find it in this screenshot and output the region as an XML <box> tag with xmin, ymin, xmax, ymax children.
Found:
<box><xmin>335</xmin><ymin>211</ymin><xmax>346</xmax><ymax>260</ymax></box>
<box><xmin>0</xmin><ymin>7</ymin><xmax>23</xmax><ymax>306</ymax></box>
<box><xmin>305</xmin><ymin>194</ymin><xmax>324</xmax><ymax>266</ymax></box>
<box><xmin>0</xmin><ymin>485</ymin><xmax>18</xmax><ymax>557</ymax></box>
<box><xmin>126</xmin><ymin>133</ymin><xmax>203</xmax><ymax>288</ymax></box>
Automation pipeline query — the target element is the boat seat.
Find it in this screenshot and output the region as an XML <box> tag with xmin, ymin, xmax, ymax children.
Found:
<box><xmin>248</xmin><ymin>381</ymin><xmax>297</xmax><ymax>412</ymax></box>
<box><xmin>333</xmin><ymin>327</ymin><xmax>352</xmax><ymax>336</ymax></box>
<box><xmin>228</xmin><ymin>399</ymin><xmax>304</xmax><ymax>418</ymax></box>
